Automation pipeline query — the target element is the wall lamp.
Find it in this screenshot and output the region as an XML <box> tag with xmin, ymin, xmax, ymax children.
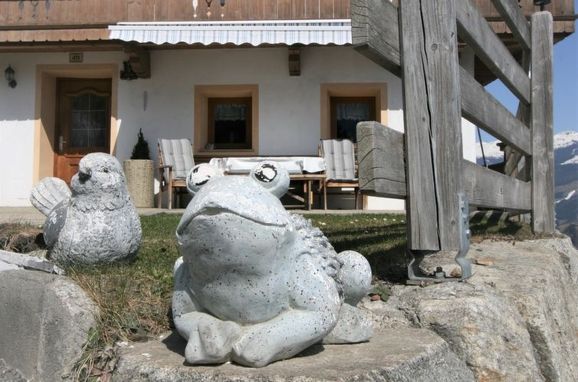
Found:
<box><xmin>533</xmin><ymin>0</ymin><xmax>551</xmax><ymax>11</ymax></box>
<box><xmin>120</xmin><ymin>61</ymin><xmax>138</xmax><ymax>81</ymax></box>
<box><xmin>4</xmin><ymin>65</ymin><xmax>17</xmax><ymax>88</ymax></box>
<box><xmin>197</xmin><ymin>0</ymin><xmax>226</xmax><ymax>17</ymax></box>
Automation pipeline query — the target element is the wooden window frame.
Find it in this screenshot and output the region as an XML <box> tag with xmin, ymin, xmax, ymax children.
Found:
<box><xmin>194</xmin><ymin>84</ymin><xmax>259</xmax><ymax>158</ymax></box>
<box><xmin>320</xmin><ymin>83</ymin><xmax>387</xmax><ymax>140</ymax></box>
<box><xmin>329</xmin><ymin>96</ymin><xmax>376</xmax><ymax>140</ymax></box>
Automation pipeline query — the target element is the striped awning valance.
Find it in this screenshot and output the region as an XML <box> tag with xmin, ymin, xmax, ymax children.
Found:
<box><xmin>108</xmin><ymin>19</ymin><xmax>352</xmax><ymax>46</ymax></box>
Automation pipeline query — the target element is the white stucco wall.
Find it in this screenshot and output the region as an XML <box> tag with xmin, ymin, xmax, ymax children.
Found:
<box><xmin>0</xmin><ymin>46</ymin><xmax>474</xmax><ymax>209</ymax></box>
<box><xmin>114</xmin><ymin>46</ymin><xmax>405</xmax><ymax>159</ymax></box>
<box><xmin>461</xmin><ymin>46</ymin><xmax>478</xmax><ymax>164</ymax></box>
<box><xmin>0</xmin><ymin>56</ymin><xmax>36</xmax><ymax>206</ymax></box>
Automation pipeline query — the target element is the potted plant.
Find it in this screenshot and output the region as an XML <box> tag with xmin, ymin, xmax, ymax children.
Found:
<box><xmin>123</xmin><ymin>129</ymin><xmax>154</xmax><ymax>208</ymax></box>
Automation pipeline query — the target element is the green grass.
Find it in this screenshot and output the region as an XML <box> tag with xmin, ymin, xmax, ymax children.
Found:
<box><xmin>65</xmin><ymin>214</ymin><xmax>182</xmax><ymax>380</ymax></box>
<box><xmin>307</xmin><ymin>214</ymin><xmax>408</xmax><ymax>281</ymax></box>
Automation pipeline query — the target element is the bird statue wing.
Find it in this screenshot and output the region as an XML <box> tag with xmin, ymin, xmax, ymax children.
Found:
<box><xmin>30</xmin><ymin>177</ymin><xmax>71</xmax><ymax>217</ymax></box>
<box><xmin>43</xmin><ymin>199</ymin><xmax>68</xmax><ymax>248</ymax></box>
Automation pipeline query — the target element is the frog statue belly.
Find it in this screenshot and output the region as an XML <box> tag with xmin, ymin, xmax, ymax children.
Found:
<box><xmin>172</xmin><ymin>162</ymin><xmax>373</xmax><ymax>367</ymax></box>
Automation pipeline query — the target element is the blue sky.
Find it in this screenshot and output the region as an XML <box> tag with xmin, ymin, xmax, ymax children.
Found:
<box><xmin>484</xmin><ymin>5</ymin><xmax>577</xmax><ymax>140</ymax></box>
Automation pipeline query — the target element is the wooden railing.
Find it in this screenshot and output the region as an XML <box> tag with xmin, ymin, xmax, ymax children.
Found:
<box><xmin>353</xmin><ymin>0</ymin><xmax>554</xmax><ymax>252</ymax></box>
<box><xmin>0</xmin><ymin>0</ymin><xmax>351</xmax><ymax>27</ymax></box>
<box><xmin>0</xmin><ymin>0</ymin><xmax>571</xmax><ymax>31</ymax></box>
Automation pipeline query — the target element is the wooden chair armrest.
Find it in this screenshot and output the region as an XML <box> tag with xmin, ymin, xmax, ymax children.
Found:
<box><xmin>158</xmin><ymin>165</ymin><xmax>174</xmax><ymax>190</ymax></box>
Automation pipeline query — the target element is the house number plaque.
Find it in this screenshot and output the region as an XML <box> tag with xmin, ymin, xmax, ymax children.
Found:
<box><xmin>69</xmin><ymin>52</ymin><xmax>83</xmax><ymax>63</ymax></box>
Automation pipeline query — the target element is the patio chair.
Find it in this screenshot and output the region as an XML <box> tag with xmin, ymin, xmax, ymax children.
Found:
<box><xmin>157</xmin><ymin>138</ymin><xmax>195</xmax><ymax>209</ymax></box>
<box><xmin>319</xmin><ymin>139</ymin><xmax>360</xmax><ymax>210</ymax></box>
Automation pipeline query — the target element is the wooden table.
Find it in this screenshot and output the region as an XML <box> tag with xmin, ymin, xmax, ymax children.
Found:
<box><xmin>289</xmin><ymin>173</ymin><xmax>326</xmax><ymax>210</ymax></box>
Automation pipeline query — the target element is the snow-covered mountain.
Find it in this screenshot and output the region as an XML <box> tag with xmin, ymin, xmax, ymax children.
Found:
<box><xmin>553</xmin><ymin>132</ymin><xmax>578</xmax><ymax>247</ymax></box>
<box><xmin>475</xmin><ymin>140</ymin><xmax>504</xmax><ymax>166</ymax></box>
<box><xmin>476</xmin><ymin>131</ymin><xmax>578</xmax><ymax>247</ymax></box>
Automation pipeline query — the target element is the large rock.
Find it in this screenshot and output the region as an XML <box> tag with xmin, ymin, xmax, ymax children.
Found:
<box><xmin>387</xmin><ymin>238</ymin><xmax>578</xmax><ymax>381</ymax></box>
<box><xmin>0</xmin><ymin>270</ymin><xmax>97</xmax><ymax>381</ymax></box>
<box><xmin>392</xmin><ymin>282</ymin><xmax>543</xmax><ymax>381</ymax></box>
<box><xmin>113</xmin><ymin>329</ymin><xmax>474</xmax><ymax>382</ymax></box>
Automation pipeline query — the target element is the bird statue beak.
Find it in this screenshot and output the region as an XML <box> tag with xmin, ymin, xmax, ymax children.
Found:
<box><xmin>78</xmin><ymin>169</ymin><xmax>92</xmax><ymax>183</ymax></box>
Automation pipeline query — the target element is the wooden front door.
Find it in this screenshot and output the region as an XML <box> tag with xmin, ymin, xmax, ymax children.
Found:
<box><xmin>55</xmin><ymin>78</ymin><xmax>112</xmax><ymax>183</ymax></box>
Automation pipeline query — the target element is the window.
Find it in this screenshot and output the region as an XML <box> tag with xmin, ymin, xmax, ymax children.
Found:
<box><xmin>330</xmin><ymin>97</ymin><xmax>376</xmax><ymax>143</ymax></box>
<box><xmin>69</xmin><ymin>92</ymin><xmax>109</xmax><ymax>148</ymax></box>
<box><xmin>320</xmin><ymin>83</ymin><xmax>387</xmax><ymax>142</ymax></box>
<box><xmin>208</xmin><ymin>97</ymin><xmax>252</xmax><ymax>149</ymax></box>
<box><xmin>194</xmin><ymin>85</ymin><xmax>259</xmax><ymax>156</ymax></box>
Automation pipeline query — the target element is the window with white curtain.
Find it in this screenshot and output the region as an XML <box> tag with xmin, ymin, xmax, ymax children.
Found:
<box><xmin>208</xmin><ymin>97</ymin><xmax>252</xmax><ymax>149</ymax></box>
<box><xmin>330</xmin><ymin>97</ymin><xmax>376</xmax><ymax>143</ymax></box>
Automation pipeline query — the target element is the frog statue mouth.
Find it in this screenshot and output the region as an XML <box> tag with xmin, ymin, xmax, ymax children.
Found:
<box><xmin>176</xmin><ymin>175</ymin><xmax>290</xmax><ymax>238</ymax></box>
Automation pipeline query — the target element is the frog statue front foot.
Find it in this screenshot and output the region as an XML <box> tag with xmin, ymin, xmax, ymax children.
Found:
<box><xmin>172</xmin><ymin>162</ymin><xmax>373</xmax><ymax>367</ymax></box>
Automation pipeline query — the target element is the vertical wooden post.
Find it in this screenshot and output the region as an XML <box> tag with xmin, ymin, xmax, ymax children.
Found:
<box><xmin>399</xmin><ymin>0</ymin><xmax>464</xmax><ymax>251</ymax></box>
<box><xmin>531</xmin><ymin>12</ymin><xmax>555</xmax><ymax>233</ymax></box>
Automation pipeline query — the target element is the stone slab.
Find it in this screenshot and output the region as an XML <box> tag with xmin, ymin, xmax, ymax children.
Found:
<box><xmin>114</xmin><ymin>328</ymin><xmax>474</xmax><ymax>382</ymax></box>
<box><xmin>0</xmin><ymin>249</ymin><xmax>64</xmax><ymax>274</ymax></box>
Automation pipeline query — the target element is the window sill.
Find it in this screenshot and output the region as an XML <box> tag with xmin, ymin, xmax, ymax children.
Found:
<box><xmin>195</xmin><ymin>148</ymin><xmax>258</xmax><ymax>159</ymax></box>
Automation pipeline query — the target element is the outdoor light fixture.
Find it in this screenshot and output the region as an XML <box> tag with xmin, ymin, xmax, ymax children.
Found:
<box><xmin>120</xmin><ymin>61</ymin><xmax>138</xmax><ymax>81</ymax></box>
<box><xmin>204</xmin><ymin>0</ymin><xmax>226</xmax><ymax>17</ymax></box>
<box><xmin>4</xmin><ymin>65</ymin><xmax>16</xmax><ymax>88</ymax></box>
<box><xmin>533</xmin><ymin>0</ymin><xmax>551</xmax><ymax>11</ymax></box>
<box><xmin>219</xmin><ymin>0</ymin><xmax>225</xmax><ymax>17</ymax></box>
<box><xmin>194</xmin><ymin>0</ymin><xmax>226</xmax><ymax>18</ymax></box>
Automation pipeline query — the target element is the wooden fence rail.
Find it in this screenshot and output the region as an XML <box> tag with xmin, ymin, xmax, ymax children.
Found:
<box><xmin>352</xmin><ymin>0</ymin><xmax>554</xmax><ymax>254</ymax></box>
<box><xmin>490</xmin><ymin>0</ymin><xmax>531</xmax><ymax>50</ymax></box>
<box><xmin>357</xmin><ymin>122</ymin><xmax>533</xmax><ymax>212</ymax></box>
<box><xmin>456</xmin><ymin>0</ymin><xmax>532</xmax><ymax>104</ymax></box>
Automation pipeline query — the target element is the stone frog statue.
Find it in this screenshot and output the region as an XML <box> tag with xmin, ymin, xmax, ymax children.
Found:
<box><xmin>172</xmin><ymin>161</ymin><xmax>373</xmax><ymax>368</ymax></box>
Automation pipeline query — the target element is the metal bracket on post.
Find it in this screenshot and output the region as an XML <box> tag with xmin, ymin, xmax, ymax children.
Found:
<box><xmin>407</xmin><ymin>193</ymin><xmax>472</xmax><ymax>283</ymax></box>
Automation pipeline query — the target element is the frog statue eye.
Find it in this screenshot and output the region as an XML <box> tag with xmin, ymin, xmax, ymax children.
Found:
<box><xmin>186</xmin><ymin>164</ymin><xmax>223</xmax><ymax>195</ymax></box>
<box><xmin>250</xmin><ymin>161</ymin><xmax>290</xmax><ymax>198</ymax></box>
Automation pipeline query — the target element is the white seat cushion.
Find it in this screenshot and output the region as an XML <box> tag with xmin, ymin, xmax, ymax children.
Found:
<box><xmin>159</xmin><ymin>139</ymin><xmax>194</xmax><ymax>179</ymax></box>
<box><xmin>322</xmin><ymin>139</ymin><xmax>356</xmax><ymax>181</ymax></box>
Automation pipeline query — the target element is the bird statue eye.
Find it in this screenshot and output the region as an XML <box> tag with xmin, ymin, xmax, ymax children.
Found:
<box><xmin>103</xmin><ymin>168</ymin><xmax>109</xmax><ymax>173</ymax></box>
<box><xmin>250</xmin><ymin>161</ymin><xmax>290</xmax><ymax>198</ymax></box>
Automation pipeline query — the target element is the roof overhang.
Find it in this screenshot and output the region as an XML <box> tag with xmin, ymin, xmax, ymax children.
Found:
<box><xmin>108</xmin><ymin>19</ymin><xmax>352</xmax><ymax>46</ymax></box>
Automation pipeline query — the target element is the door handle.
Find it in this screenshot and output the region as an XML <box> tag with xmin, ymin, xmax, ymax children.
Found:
<box><xmin>59</xmin><ymin>136</ymin><xmax>67</xmax><ymax>152</ymax></box>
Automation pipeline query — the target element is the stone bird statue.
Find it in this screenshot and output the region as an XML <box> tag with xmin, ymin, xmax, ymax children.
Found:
<box><xmin>30</xmin><ymin>153</ymin><xmax>142</xmax><ymax>266</ymax></box>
